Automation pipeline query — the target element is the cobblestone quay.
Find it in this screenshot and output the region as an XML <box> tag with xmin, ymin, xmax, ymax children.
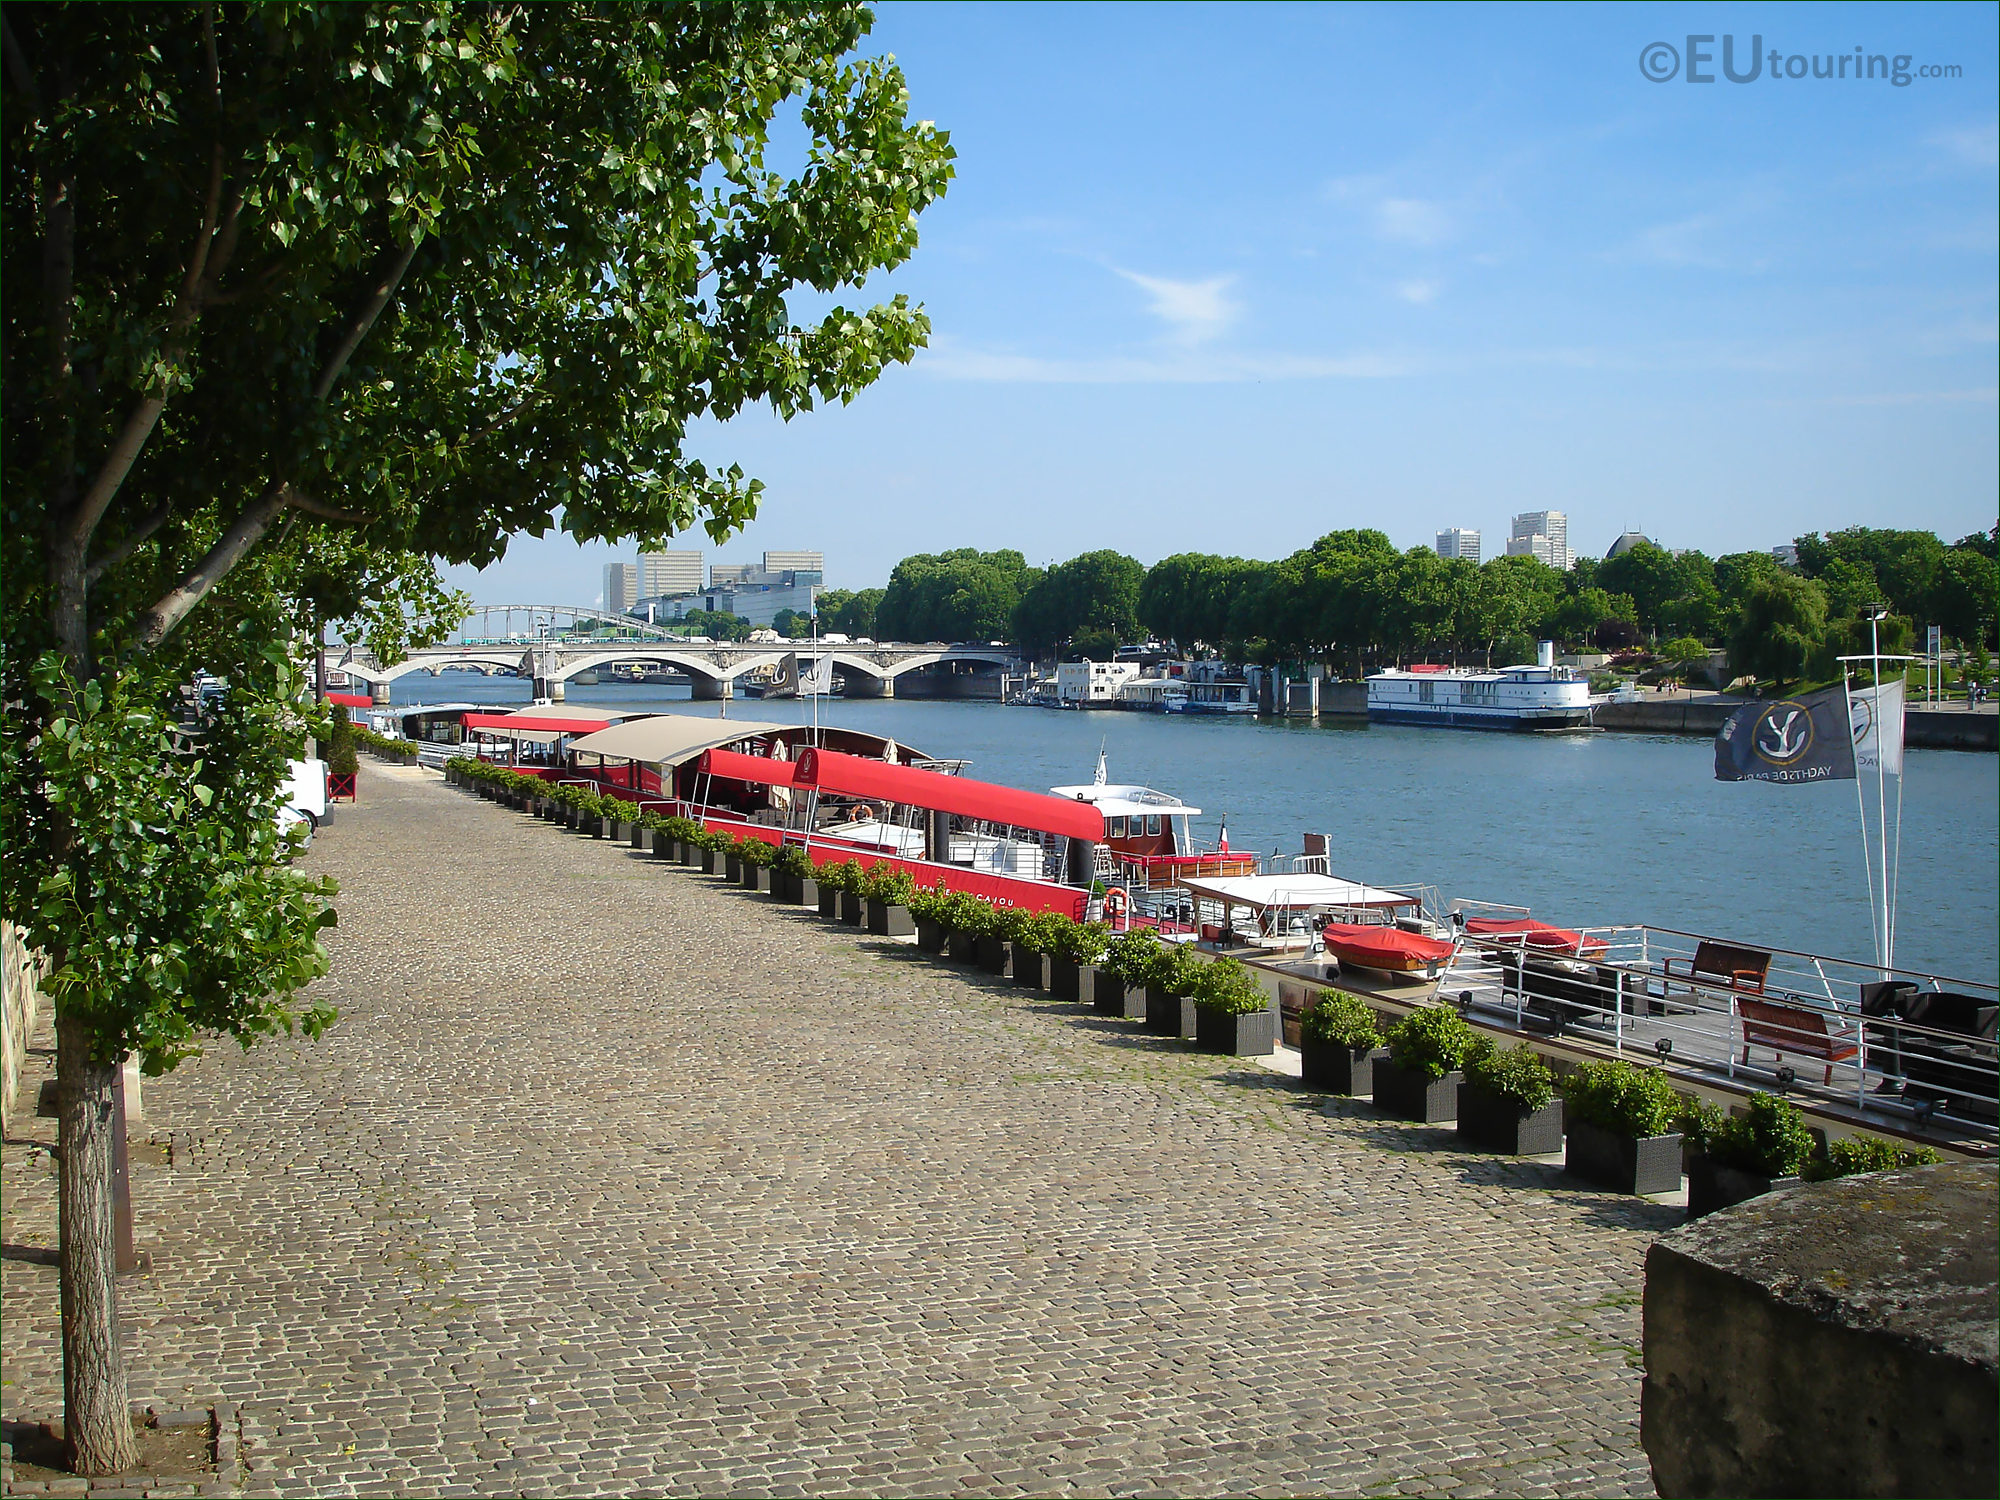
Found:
<box><xmin>3</xmin><ymin>762</ymin><xmax>1668</xmax><ymax>1496</ymax></box>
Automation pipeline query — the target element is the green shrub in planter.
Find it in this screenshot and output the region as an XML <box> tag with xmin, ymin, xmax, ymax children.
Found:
<box><xmin>1298</xmin><ymin>993</ymin><xmax>1386</xmax><ymax>1093</ymax></box>
<box><xmin>1140</xmin><ymin>940</ymin><xmax>1201</xmax><ymax>1035</ymax></box>
<box><xmin>773</xmin><ymin>844</ymin><xmax>815</xmax><ymax>879</ymax></box>
<box><xmin>859</xmin><ymin>863</ymin><xmax>915</xmax><ymax>905</ymax></box>
<box><xmin>1562</xmin><ymin>1059</ymin><xmax>1684</xmax><ymax>1195</ymax></box>
<box><xmin>1803</xmin><ymin>1134</ymin><xmax>1941</xmax><ymax>1180</ymax></box>
<box><xmin>1049</xmin><ymin>919</ymin><xmax>1110</xmax><ymax>967</ymax></box>
<box><xmin>1374</xmin><ymin>1005</ymin><xmax>1477</xmax><ymax>1123</ymax></box>
<box><xmin>1562</xmin><ymin>1059</ymin><xmax>1682</xmax><ymax>1138</ymax></box>
<box><xmin>1189</xmin><ymin>957</ymin><xmax>1274</xmax><ymax>1057</ymax></box>
<box><xmin>906</xmin><ymin>884</ymin><xmax>952</xmax><ymax>923</ymax></box>
<box><xmin>943</xmin><ymin>891</ymin><xmax>996</xmax><ymax>937</ymax></box>
<box><xmin>1458</xmin><ymin>1040</ymin><xmax>1563</xmax><ymax>1154</ymax></box>
<box><xmin>1101</xmin><ymin>928</ymin><xmax>1161</xmax><ymax>988</ymax></box>
<box><xmin>1706</xmin><ymin>1093</ymin><xmax>1815</xmax><ymax>1178</ymax></box>
<box><xmin>1385</xmin><ymin>1006</ymin><xmax>1477</xmax><ymax>1081</ymax></box>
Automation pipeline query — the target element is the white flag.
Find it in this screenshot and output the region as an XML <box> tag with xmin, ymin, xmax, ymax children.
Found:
<box><xmin>1850</xmin><ymin>679</ymin><xmax>1905</xmax><ymax>776</ymax></box>
<box><xmin>802</xmin><ymin>655</ymin><xmax>834</xmax><ymax>694</ymax></box>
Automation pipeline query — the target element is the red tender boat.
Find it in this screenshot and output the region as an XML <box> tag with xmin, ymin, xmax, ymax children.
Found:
<box><xmin>1462</xmin><ymin>916</ymin><xmax>1605</xmax><ymax>958</ymax></box>
<box><xmin>1320</xmin><ymin>921</ymin><xmax>1457</xmax><ymax>974</ymax></box>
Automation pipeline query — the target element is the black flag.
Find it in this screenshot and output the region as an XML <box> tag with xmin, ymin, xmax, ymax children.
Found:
<box><xmin>1714</xmin><ymin>688</ymin><xmax>1858</xmax><ymax>784</ymax></box>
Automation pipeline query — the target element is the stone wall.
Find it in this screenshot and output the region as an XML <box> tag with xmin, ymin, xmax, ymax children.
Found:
<box><xmin>1642</xmin><ymin>1161</ymin><xmax>1997</xmax><ymax>1498</ymax></box>
<box><xmin>2</xmin><ymin>919</ymin><xmax>48</xmax><ymax>1122</ymax></box>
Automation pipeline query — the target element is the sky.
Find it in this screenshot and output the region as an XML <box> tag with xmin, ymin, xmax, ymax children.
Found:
<box><xmin>442</xmin><ymin>1</ymin><xmax>1999</xmax><ymax>607</ymax></box>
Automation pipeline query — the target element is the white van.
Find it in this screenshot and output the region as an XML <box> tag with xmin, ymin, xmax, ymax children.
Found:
<box><xmin>278</xmin><ymin>757</ymin><xmax>328</xmax><ymax>843</ymax></box>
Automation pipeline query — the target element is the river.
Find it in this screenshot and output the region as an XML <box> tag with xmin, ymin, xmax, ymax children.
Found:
<box><xmin>386</xmin><ymin>675</ymin><xmax>1999</xmax><ymax>986</ymax></box>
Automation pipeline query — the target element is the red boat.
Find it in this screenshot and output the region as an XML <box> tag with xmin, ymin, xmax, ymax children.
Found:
<box><xmin>1462</xmin><ymin>916</ymin><xmax>1605</xmax><ymax>958</ymax></box>
<box><xmin>1320</xmin><ymin>921</ymin><xmax>1457</xmax><ymax>974</ymax></box>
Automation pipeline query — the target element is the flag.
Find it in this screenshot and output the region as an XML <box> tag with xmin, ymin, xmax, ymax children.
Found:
<box><xmin>1849</xmin><ymin>679</ymin><xmax>1905</xmax><ymax>776</ymax></box>
<box><xmin>773</xmin><ymin>653</ymin><xmax>801</xmax><ymax>696</ymax></box>
<box><xmin>801</xmin><ymin>655</ymin><xmax>834</xmax><ymax>694</ymax></box>
<box><xmin>1714</xmin><ymin>687</ymin><xmax>1857</xmax><ymax>784</ymax></box>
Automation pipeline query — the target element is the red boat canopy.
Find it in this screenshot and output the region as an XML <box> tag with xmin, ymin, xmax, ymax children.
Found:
<box><xmin>793</xmin><ymin>747</ymin><xmax>1105</xmax><ymax>842</ymax></box>
<box><xmin>462</xmin><ymin>713</ymin><xmax>615</xmax><ymax>735</ymax></box>
<box><xmin>696</xmin><ymin>747</ymin><xmax>798</xmax><ymax>787</ymax></box>
<box><xmin>325</xmin><ymin>691</ymin><xmax>374</xmax><ymax>708</ymax></box>
<box><xmin>1463</xmin><ymin>916</ymin><xmax>1604</xmax><ymax>956</ymax></box>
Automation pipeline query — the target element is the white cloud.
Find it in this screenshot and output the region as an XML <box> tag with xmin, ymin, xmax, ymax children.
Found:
<box><xmin>1395</xmin><ymin>279</ymin><xmax>1441</xmax><ymax>305</ymax></box>
<box><xmin>1927</xmin><ymin>122</ymin><xmax>1999</xmax><ymax>168</ymax></box>
<box><xmin>1112</xmin><ymin>268</ymin><xmax>1239</xmax><ymax>343</ymax></box>
<box><xmin>1375</xmin><ymin>197</ymin><xmax>1454</xmax><ymax>247</ymax></box>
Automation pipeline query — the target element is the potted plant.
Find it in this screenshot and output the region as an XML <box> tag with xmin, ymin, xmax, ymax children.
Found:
<box><xmin>999</xmin><ymin>908</ymin><xmax>1056</xmax><ymax>989</ymax></box>
<box><xmin>1561</xmin><ymin>1059</ymin><xmax>1684</xmax><ymax>1196</ymax></box>
<box><xmin>736</xmin><ymin>837</ymin><xmax>778</xmax><ymax>893</ymax></box>
<box><xmin>1373</xmin><ymin>1006</ymin><xmax>1477</xmax><ymax>1123</ymax></box>
<box><xmin>943</xmin><ymin>891</ymin><xmax>992</xmax><ymax>963</ymax></box>
<box><xmin>812</xmin><ymin>858</ymin><xmax>852</xmax><ymax>920</ymax></box>
<box><xmin>1801</xmin><ymin>1133</ymin><xmax>1940</xmax><ymax>1180</ymax></box>
<box><xmin>1297</xmin><ymin>993</ymin><xmax>1386</xmax><ymax>1094</ymax></box>
<box><xmin>1457</xmin><ymin>1040</ymin><xmax>1563</xmax><ymax>1154</ymax></box>
<box><xmin>1143</xmin><ymin>941</ymin><xmax>1201</xmax><ymax>1038</ymax></box>
<box><xmin>694</xmin><ymin>828</ymin><xmax>729</xmax><ymax>874</ymax></box>
<box><xmin>1682</xmin><ymin>1092</ymin><xmax>1815</xmax><ymax>1219</ymax></box>
<box><xmin>772</xmin><ymin>844</ymin><xmax>817</xmax><ymax>904</ymax></box>
<box><xmin>862</xmin><ymin>864</ymin><xmax>917</xmax><ymax>936</ymax></box>
<box><xmin>602</xmin><ymin>796</ymin><xmax>640</xmax><ymax>845</ymax></box>
<box><xmin>908</xmin><ymin>884</ymin><xmax>954</xmax><ymax>953</ymax></box>
<box><xmin>1096</xmin><ymin>929</ymin><xmax>1159</xmax><ymax>1019</ymax></box>
<box><xmin>1190</xmin><ymin>958</ymin><xmax>1275</xmax><ymax>1057</ymax></box>
<box><xmin>835</xmin><ymin>860</ymin><xmax>869</xmax><ymax>926</ymax></box>
<box><xmin>976</xmin><ymin>903</ymin><xmax>1017</xmax><ymax>977</ymax></box>
<box><xmin>1047</xmin><ymin>918</ymin><xmax>1110</xmax><ymax>1005</ymax></box>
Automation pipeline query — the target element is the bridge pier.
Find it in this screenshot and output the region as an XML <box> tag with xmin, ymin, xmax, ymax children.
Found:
<box><xmin>843</xmin><ymin>674</ymin><xmax>893</xmax><ymax>699</ymax></box>
<box><xmin>533</xmin><ymin>677</ymin><xmax>566</xmax><ymax>702</ymax></box>
<box><xmin>689</xmin><ymin>675</ymin><xmax>732</xmax><ymax>701</ymax></box>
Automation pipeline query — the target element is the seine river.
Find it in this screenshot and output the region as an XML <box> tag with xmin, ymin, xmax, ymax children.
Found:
<box><xmin>393</xmin><ymin>676</ymin><xmax>1999</xmax><ymax>986</ymax></box>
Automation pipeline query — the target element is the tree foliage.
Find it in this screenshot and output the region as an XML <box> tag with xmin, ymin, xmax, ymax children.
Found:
<box><xmin>874</xmin><ymin>549</ymin><xmax>1032</xmax><ymax>642</ymax></box>
<box><xmin>3</xmin><ymin>2</ymin><xmax>951</xmax><ymax>1472</ymax></box>
<box><xmin>1012</xmin><ymin>549</ymin><xmax>1144</xmax><ymax>658</ymax></box>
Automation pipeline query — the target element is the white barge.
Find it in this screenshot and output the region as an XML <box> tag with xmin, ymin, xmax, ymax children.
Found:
<box><xmin>1367</xmin><ymin>644</ymin><xmax>1592</xmax><ymax>731</ymax></box>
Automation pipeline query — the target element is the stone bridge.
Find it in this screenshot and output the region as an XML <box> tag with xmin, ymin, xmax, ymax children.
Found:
<box><xmin>330</xmin><ymin>636</ymin><xmax>1022</xmax><ymax>703</ymax></box>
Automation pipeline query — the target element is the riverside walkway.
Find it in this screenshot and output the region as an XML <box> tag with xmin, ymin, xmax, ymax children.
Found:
<box><xmin>2</xmin><ymin>762</ymin><xmax>1669</xmax><ymax>1497</ymax></box>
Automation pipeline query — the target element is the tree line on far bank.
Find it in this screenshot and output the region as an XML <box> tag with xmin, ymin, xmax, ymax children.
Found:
<box><xmin>788</xmin><ymin>526</ymin><xmax>1998</xmax><ymax>683</ymax></box>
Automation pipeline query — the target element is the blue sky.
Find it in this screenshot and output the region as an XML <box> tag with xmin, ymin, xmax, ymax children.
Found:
<box><xmin>443</xmin><ymin>1</ymin><xmax>1998</xmax><ymax>605</ymax></box>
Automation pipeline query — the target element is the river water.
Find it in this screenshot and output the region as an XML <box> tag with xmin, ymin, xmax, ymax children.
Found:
<box><xmin>390</xmin><ymin>676</ymin><xmax>1999</xmax><ymax>986</ymax></box>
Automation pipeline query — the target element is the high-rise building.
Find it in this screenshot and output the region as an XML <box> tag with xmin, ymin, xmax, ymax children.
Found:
<box><xmin>1434</xmin><ymin>528</ymin><xmax>1481</xmax><ymax>563</ymax></box>
<box><xmin>1770</xmin><ymin>543</ymin><xmax>1800</xmax><ymax>569</ymax></box>
<box><xmin>709</xmin><ymin>562</ymin><xmax>756</xmax><ymax>587</ymax></box>
<box><xmin>602</xmin><ymin>562</ymin><xmax>638</xmax><ymax>614</ymax></box>
<box><xmin>761</xmin><ymin>549</ymin><xmax>823</xmax><ymax>574</ymax></box>
<box><xmin>640</xmin><ymin>549</ymin><xmax>704</xmax><ymax>598</ymax></box>
<box><xmin>1508</xmin><ymin>510</ymin><xmax>1571</xmax><ymax>570</ymax></box>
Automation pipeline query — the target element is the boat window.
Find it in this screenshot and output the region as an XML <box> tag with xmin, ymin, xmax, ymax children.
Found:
<box><xmin>1107</xmin><ymin>815</ymin><xmax>1126</xmax><ymax>838</ymax></box>
<box><xmin>1146</xmin><ymin>814</ymin><xmax>1161</xmax><ymax>837</ymax></box>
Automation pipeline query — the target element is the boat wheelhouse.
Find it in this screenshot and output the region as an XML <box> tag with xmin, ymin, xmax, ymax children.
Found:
<box><xmin>1049</xmin><ymin>765</ymin><xmax>1259</xmax><ymax>916</ymax></box>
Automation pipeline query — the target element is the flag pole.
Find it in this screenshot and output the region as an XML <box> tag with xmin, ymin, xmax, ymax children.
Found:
<box><xmin>1870</xmin><ymin>608</ymin><xmax>1892</xmax><ymax>973</ymax></box>
<box><xmin>1841</xmin><ymin>665</ymin><xmax>1881</xmax><ymax>972</ymax></box>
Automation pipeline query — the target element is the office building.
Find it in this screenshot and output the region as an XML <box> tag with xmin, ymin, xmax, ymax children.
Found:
<box><xmin>1434</xmin><ymin>528</ymin><xmax>1481</xmax><ymax>563</ymax></box>
<box><xmin>1508</xmin><ymin>510</ymin><xmax>1571</xmax><ymax>570</ymax></box>
<box><xmin>1771</xmin><ymin>543</ymin><xmax>1800</xmax><ymax>568</ymax></box>
<box><xmin>640</xmin><ymin>549</ymin><xmax>704</xmax><ymax>598</ymax></box>
<box><xmin>602</xmin><ymin>562</ymin><xmax>638</xmax><ymax>615</ymax></box>
<box><xmin>761</xmin><ymin>549</ymin><xmax>824</xmax><ymax>574</ymax></box>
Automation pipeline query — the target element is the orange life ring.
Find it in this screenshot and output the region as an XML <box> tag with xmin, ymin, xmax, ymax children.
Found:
<box><xmin>1102</xmin><ymin>886</ymin><xmax>1129</xmax><ymax>920</ymax></box>
<box><xmin>852</xmin><ymin>804</ymin><xmax>877</xmax><ymax>822</ymax></box>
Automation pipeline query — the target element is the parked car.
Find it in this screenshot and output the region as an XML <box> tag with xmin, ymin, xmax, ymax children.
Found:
<box><xmin>278</xmin><ymin>757</ymin><xmax>327</xmax><ymax>844</ymax></box>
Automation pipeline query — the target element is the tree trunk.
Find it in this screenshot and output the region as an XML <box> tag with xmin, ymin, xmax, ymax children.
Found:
<box><xmin>56</xmin><ymin>1010</ymin><xmax>136</xmax><ymax>1476</ymax></box>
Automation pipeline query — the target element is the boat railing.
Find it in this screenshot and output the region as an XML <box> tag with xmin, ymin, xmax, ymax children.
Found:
<box><xmin>1439</xmin><ymin>926</ymin><xmax>1996</xmax><ymax>1138</ymax></box>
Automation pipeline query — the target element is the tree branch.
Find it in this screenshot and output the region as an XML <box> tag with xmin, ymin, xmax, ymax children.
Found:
<box><xmin>312</xmin><ymin>239</ymin><xmax>419</xmax><ymax>403</ymax></box>
<box><xmin>133</xmin><ymin>484</ymin><xmax>290</xmax><ymax>649</ymax></box>
<box><xmin>83</xmin><ymin>503</ymin><xmax>173</xmax><ymax>585</ymax></box>
<box><xmin>282</xmin><ymin>489</ymin><xmax>370</xmax><ymax>525</ymax></box>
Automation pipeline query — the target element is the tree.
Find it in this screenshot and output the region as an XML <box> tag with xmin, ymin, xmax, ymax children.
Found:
<box><xmin>1928</xmin><ymin>548</ymin><xmax>1998</xmax><ymax>648</ymax></box>
<box><xmin>876</xmin><ymin>550</ymin><xmax>1030</xmax><ymax>641</ymax></box>
<box><xmin>812</xmin><ymin>587</ymin><xmax>882</xmax><ymax>638</ymax></box>
<box><xmin>1730</xmin><ymin>574</ymin><xmax>1829</xmax><ymax>691</ymax></box>
<box><xmin>1012</xmin><ymin>549</ymin><xmax>1144</xmax><ymax>659</ymax></box>
<box><xmin>2</xmin><ymin>3</ymin><xmax>951</xmax><ymax>1472</ymax></box>
<box><xmin>1659</xmin><ymin>636</ymin><xmax>1710</xmax><ymax>685</ymax></box>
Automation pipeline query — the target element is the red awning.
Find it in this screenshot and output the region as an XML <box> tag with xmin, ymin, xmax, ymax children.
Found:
<box><xmin>462</xmin><ymin>713</ymin><xmax>615</xmax><ymax>735</ymax></box>
<box><xmin>325</xmin><ymin>692</ymin><xmax>374</xmax><ymax>708</ymax></box>
<box><xmin>696</xmin><ymin>748</ymin><xmax>798</xmax><ymax>787</ymax></box>
<box><xmin>793</xmin><ymin>748</ymin><xmax>1104</xmax><ymax>841</ymax></box>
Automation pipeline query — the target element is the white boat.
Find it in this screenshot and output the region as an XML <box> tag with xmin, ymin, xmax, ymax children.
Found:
<box><xmin>1051</xmin><ymin>752</ymin><xmax>1259</xmax><ymax>916</ymax></box>
<box><xmin>1367</xmin><ymin>644</ymin><xmax>1591</xmax><ymax>731</ymax></box>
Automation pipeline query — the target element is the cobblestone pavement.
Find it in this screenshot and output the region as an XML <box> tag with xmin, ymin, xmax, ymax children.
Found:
<box><xmin>4</xmin><ymin>763</ymin><xmax>1671</xmax><ymax>1497</ymax></box>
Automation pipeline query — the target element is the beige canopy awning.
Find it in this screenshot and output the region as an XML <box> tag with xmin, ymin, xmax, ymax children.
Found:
<box><xmin>563</xmin><ymin>714</ymin><xmax>794</xmax><ymax>769</ymax></box>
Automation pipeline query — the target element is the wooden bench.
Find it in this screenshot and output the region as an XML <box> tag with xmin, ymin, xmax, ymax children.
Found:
<box><xmin>1664</xmin><ymin>940</ymin><xmax>1771</xmax><ymax>995</ymax></box>
<box><xmin>1738</xmin><ymin>997</ymin><xmax>1858</xmax><ymax>1083</ymax></box>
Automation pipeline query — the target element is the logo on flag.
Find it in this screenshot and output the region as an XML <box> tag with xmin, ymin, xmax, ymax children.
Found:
<box><xmin>1850</xmin><ymin>679</ymin><xmax>1905</xmax><ymax>776</ymax></box>
<box><xmin>801</xmin><ymin>655</ymin><xmax>834</xmax><ymax>694</ymax></box>
<box><xmin>1714</xmin><ymin>687</ymin><xmax>1857</xmax><ymax>784</ymax></box>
